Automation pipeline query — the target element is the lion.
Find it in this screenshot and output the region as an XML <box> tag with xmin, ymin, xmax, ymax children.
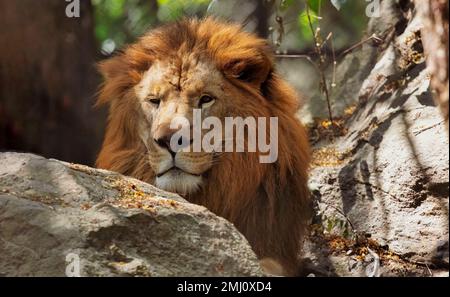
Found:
<box><xmin>96</xmin><ymin>18</ymin><xmax>312</xmax><ymax>276</ymax></box>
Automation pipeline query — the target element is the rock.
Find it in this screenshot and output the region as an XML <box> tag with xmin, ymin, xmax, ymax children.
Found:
<box><xmin>291</xmin><ymin>1</ymin><xmax>407</xmax><ymax>124</ymax></box>
<box><xmin>306</xmin><ymin>3</ymin><xmax>449</xmax><ymax>276</ymax></box>
<box><xmin>0</xmin><ymin>152</ymin><xmax>263</xmax><ymax>277</ymax></box>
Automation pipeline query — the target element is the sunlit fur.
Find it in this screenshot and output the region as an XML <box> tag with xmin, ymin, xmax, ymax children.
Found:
<box><xmin>96</xmin><ymin>17</ymin><xmax>312</xmax><ymax>276</ymax></box>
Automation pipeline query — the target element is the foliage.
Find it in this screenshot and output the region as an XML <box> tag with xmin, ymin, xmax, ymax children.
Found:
<box><xmin>92</xmin><ymin>0</ymin><xmax>210</xmax><ymax>54</ymax></box>
<box><xmin>92</xmin><ymin>0</ymin><xmax>158</xmax><ymax>54</ymax></box>
<box><xmin>92</xmin><ymin>0</ymin><xmax>368</xmax><ymax>54</ymax></box>
<box><xmin>277</xmin><ymin>0</ymin><xmax>368</xmax><ymax>50</ymax></box>
<box><xmin>157</xmin><ymin>0</ymin><xmax>210</xmax><ymax>22</ymax></box>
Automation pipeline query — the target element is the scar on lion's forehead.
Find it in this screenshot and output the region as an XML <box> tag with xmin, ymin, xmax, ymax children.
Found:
<box><xmin>135</xmin><ymin>59</ymin><xmax>218</xmax><ymax>99</ymax></box>
<box><xmin>135</xmin><ymin>62</ymin><xmax>165</xmax><ymax>99</ymax></box>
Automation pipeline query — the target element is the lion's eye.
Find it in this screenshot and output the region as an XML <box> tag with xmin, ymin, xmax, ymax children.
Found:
<box><xmin>199</xmin><ymin>95</ymin><xmax>215</xmax><ymax>108</ymax></box>
<box><xmin>147</xmin><ymin>98</ymin><xmax>161</xmax><ymax>107</ymax></box>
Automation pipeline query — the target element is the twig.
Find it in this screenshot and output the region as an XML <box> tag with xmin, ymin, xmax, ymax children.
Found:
<box><xmin>320</xmin><ymin>32</ymin><xmax>333</xmax><ymax>49</ymax></box>
<box><xmin>274</xmin><ymin>53</ymin><xmax>321</xmax><ymax>72</ymax></box>
<box><xmin>339</xmin><ymin>33</ymin><xmax>383</xmax><ymax>57</ymax></box>
<box><xmin>330</xmin><ymin>33</ymin><xmax>337</xmax><ymax>88</ymax></box>
<box><xmin>425</xmin><ymin>263</ymin><xmax>433</xmax><ymax>277</ymax></box>
<box><xmin>305</xmin><ymin>1</ymin><xmax>334</xmax><ymax>124</ymax></box>
<box><xmin>354</xmin><ymin>179</ymin><xmax>399</xmax><ymax>201</ymax></box>
<box><xmin>366</xmin><ymin>247</ymin><xmax>381</xmax><ymax>277</ymax></box>
<box><xmin>275</xmin><ymin>54</ymin><xmax>311</xmax><ymax>59</ymax></box>
<box><xmin>413</xmin><ymin>120</ymin><xmax>445</xmax><ymax>136</ymax></box>
<box><xmin>305</xmin><ymin>3</ymin><xmax>319</xmax><ymax>49</ymax></box>
<box><xmin>320</xmin><ymin>201</ymin><xmax>355</xmax><ymax>232</ymax></box>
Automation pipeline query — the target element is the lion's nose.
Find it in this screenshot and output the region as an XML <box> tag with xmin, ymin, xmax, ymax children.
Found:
<box><xmin>154</xmin><ymin>130</ymin><xmax>192</xmax><ymax>157</ymax></box>
<box><xmin>154</xmin><ymin>134</ymin><xmax>175</xmax><ymax>156</ymax></box>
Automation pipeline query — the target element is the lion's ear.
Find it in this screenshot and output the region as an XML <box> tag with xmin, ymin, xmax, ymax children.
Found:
<box><xmin>96</xmin><ymin>55</ymin><xmax>127</xmax><ymax>107</ymax></box>
<box><xmin>96</xmin><ymin>49</ymin><xmax>151</xmax><ymax>107</ymax></box>
<box><xmin>222</xmin><ymin>48</ymin><xmax>273</xmax><ymax>89</ymax></box>
<box><xmin>98</xmin><ymin>54</ymin><xmax>126</xmax><ymax>81</ymax></box>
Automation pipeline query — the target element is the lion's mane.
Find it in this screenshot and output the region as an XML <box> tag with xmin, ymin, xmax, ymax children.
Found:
<box><xmin>96</xmin><ymin>18</ymin><xmax>311</xmax><ymax>276</ymax></box>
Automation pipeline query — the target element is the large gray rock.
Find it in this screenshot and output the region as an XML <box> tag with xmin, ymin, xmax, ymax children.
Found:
<box><xmin>0</xmin><ymin>152</ymin><xmax>263</xmax><ymax>277</ymax></box>
<box><xmin>307</xmin><ymin>4</ymin><xmax>449</xmax><ymax>277</ymax></box>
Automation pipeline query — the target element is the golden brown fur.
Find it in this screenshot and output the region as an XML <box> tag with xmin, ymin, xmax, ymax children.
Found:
<box><xmin>96</xmin><ymin>18</ymin><xmax>311</xmax><ymax>276</ymax></box>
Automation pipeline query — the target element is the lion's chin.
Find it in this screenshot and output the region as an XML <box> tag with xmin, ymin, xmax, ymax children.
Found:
<box><xmin>155</xmin><ymin>169</ymin><xmax>203</xmax><ymax>195</ymax></box>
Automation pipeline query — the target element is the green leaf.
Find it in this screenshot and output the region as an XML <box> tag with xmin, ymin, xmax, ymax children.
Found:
<box><xmin>326</xmin><ymin>219</ymin><xmax>333</xmax><ymax>232</ymax></box>
<box><xmin>307</xmin><ymin>0</ymin><xmax>322</xmax><ymax>13</ymax></box>
<box><xmin>343</xmin><ymin>228</ymin><xmax>349</xmax><ymax>238</ymax></box>
<box><xmin>297</xmin><ymin>10</ymin><xmax>317</xmax><ymax>42</ymax></box>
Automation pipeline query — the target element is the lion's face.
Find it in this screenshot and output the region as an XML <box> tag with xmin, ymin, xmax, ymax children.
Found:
<box><xmin>97</xmin><ymin>18</ymin><xmax>311</xmax><ymax>275</ymax></box>
<box><xmin>134</xmin><ymin>58</ymin><xmax>235</xmax><ymax>194</ymax></box>
<box><xmin>96</xmin><ymin>18</ymin><xmax>279</xmax><ymax>197</ymax></box>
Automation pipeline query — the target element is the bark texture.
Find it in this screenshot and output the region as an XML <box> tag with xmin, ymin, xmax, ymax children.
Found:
<box><xmin>415</xmin><ymin>0</ymin><xmax>449</xmax><ymax>130</ymax></box>
<box><xmin>0</xmin><ymin>0</ymin><xmax>104</xmax><ymax>165</ymax></box>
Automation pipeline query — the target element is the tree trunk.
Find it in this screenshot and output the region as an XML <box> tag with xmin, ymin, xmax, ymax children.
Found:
<box><xmin>415</xmin><ymin>0</ymin><xmax>449</xmax><ymax>130</ymax></box>
<box><xmin>254</xmin><ymin>0</ymin><xmax>272</xmax><ymax>38</ymax></box>
<box><xmin>0</xmin><ymin>0</ymin><xmax>104</xmax><ymax>165</ymax></box>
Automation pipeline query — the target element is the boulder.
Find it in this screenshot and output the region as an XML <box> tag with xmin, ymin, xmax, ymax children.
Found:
<box><xmin>306</xmin><ymin>2</ymin><xmax>449</xmax><ymax>277</ymax></box>
<box><xmin>0</xmin><ymin>152</ymin><xmax>263</xmax><ymax>277</ymax></box>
